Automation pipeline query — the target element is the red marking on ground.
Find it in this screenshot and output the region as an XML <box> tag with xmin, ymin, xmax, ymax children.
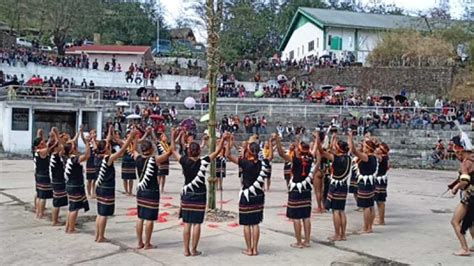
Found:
<box><xmin>161</xmin><ymin>212</ymin><xmax>169</xmax><ymax>217</ymax></box>
<box><xmin>156</xmin><ymin>212</ymin><xmax>170</xmax><ymax>223</ymax></box>
<box><xmin>277</xmin><ymin>212</ymin><xmax>286</xmax><ymax>216</ymax></box>
<box><xmin>207</xmin><ymin>224</ymin><xmax>219</xmax><ymax>228</ymax></box>
<box><xmin>126</xmin><ymin>208</ymin><xmax>137</xmax><ymax>216</ymax></box>
<box><xmin>161</xmin><ymin>196</ymin><xmax>173</xmax><ymax>200</ymax></box>
<box><xmin>217</xmin><ymin>199</ymin><xmax>232</xmax><ymax>204</ymax></box>
<box><xmin>162</xmin><ymin>203</ymin><xmax>172</xmax><ymax>207</ymax></box>
<box><xmin>281</xmin><ymin>204</ymin><xmax>287</xmax><ymax>207</ymax></box>
<box><xmin>179</xmin><ymin>222</ymin><xmax>185</xmax><ymax>227</ymax></box>
<box><xmin>227</xmin><ymin>222</ymin><xmax>239</xmax><ymax>228</ymax></box>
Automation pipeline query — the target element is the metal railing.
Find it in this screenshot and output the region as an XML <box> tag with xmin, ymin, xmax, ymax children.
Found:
<box><xmin>0</xmin><ymin>85</ymin><xmax>101</xmax><ymax>105</ymax></box>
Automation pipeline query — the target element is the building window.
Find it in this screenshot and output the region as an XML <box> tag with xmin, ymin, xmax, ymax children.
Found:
<box><xmin>328</xmin><ymin>35</ymin><xmax>332</xmax><ymax>46</ymax></box>
<box><xmin>317</xmin><ymin>38</ymin><xmax>319</xmax><ymax>48</ymax></box>
<box><xmin>308</xmin><ymin>41</ymin><xmax>314</xmax><ymax>51</ymax></box>
<box><xmin>302</xmin><ymin>45</ymin><xmax>304</xmax><ymax>55</ymax></box>
<box><xmin>12</xmin><ymin>108</ymin><xmax>29</xmax><ymax>131</ymax></box>
<box><xmin>289</xmin><ymin>51</ymin><xmax>294</xmax><ymax>60</ymax></box>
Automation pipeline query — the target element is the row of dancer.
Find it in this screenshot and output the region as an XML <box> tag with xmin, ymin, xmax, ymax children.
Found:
<box><xmin>32</xmin><ymin>125</ymin><xmax>391</xmax><ymax>256</ymax></box>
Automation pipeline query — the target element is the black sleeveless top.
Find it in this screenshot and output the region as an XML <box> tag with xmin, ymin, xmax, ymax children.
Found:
<box><xmin>331</xmin><ymin>155</ymin><xmax>352</xmax><ymax>180</ymax></box>
<box><xmin>179</xmin><ymin>155</ymin><xmax>210</xmax><ymax>193</ymax></box>
<box><xmin>34</xmin><ymin>152</ymin><xmax>49</xmax><ymax>177</ymax></box>
<box><xmin>49</xmin><ymin>153</ymin><xmax>64</xmax><ymax>183</ymax></box>
<box><xmin>358</xmin><ymin>155</ymin><xmax>378</xmax><ymax>176</ymax></box>
<box><xmin>239</xmin><ymin>159</ymin><xmax>262</xmax><ymax>189</ymax></box>
<box><xmin>96</xmin><ymin>155</ymin><xmax>116</xmax><ymax>187</ymax></box>
<box><xmin>65</xmin><ymin>156</ymin><xmax>84</xmax><ymax>186</ymax></box>
<box><xmin>377</xmin><ymin>156</ymin><xmax>389</xmax><ymax>176</ymax></box>
<box><xmin>136</xmin><ymin>155</ymin><xmax>158</xmax><ymax>190</ymax></box>
<box><xmin>292</xmin><ymin>155</ymin><xmax>314</xmax><ymax>182</ymax></box>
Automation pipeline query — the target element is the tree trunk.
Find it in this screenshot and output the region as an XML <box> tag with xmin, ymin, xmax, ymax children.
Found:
<box><xmin>205</xmin><ymin>0</ymin><xmax>222</xmax><ymax>210</ymax></box>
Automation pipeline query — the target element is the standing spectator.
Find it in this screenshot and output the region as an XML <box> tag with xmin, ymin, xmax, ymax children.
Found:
<box><xmin>244</xmin><ymin>115</ymin><xmax>252</xmax><ymax>133</ymax></box>
<box><xmin>276</xmin><ymin>123</ymin><xmax>285</xmax><ymax>138</ymax></box>
<box><xmin>89</xmin><ymin>80</ymin><xmax>95</xmax><ymax>90</ymax></box>
<box><xmin>434</xmin><ymin>97</ymin><xmax>443</xmax><ymax>113</ymax></box>
<box><xmin>170</xmin><ymin>106</ymin><xmax>178</xmax><ymax>124</ymax></box>
<box><xmin>92</xmin><ymin>59</ymin><xmax>99</xmax><ymax>70</ymax></box>
<box><xmin>111</xmin><ymin>55</ymin><xmax>116</xmax><ymax>71</ymax></box>
<box><xmin>175</xmin><ymin>82</ymin><xmax>181</xmax><ymax>96</ymax></box>
<box><xmin>260</xmin><ymin>116</ymin><xmax>267</xmax><ymax>134</ymax></box>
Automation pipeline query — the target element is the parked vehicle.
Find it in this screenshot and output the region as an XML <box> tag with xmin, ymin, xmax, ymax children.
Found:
<box><xmin>39</xmin><ymin>45</ymin><xmax>53</xmax><ymax>52</ymax></box>
<box><xmin>16</xmin><ymin>37</ymin><xmax>33</xmax><ymax>48</ymax></box>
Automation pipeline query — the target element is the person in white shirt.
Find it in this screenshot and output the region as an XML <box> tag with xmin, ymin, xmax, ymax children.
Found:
<box><xmin>434</xmin><ymin>98</ymin><xmax>443</xmax><ymax>112</ymax></box>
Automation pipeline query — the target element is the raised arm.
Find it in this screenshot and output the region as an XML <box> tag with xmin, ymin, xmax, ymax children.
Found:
<box><xmin>110</xmin><ymin>130</ymin><xmax>136</xmax><ymax>163</ymax></box>
<box><xmin>209</xmin><ymin>133</ymin><xmax>226</xmax><ymax>160</ymax></box>
<box><xmin>267</xmin><ymin>137</ymin><xmax>274</xmax><ymax>161</ymax></box>
<box><xmin>348</xmin><ymin>129</ymin><xmax>368</xmax><ymax>162</ymax></box>
<box><xmin>275</xmin><ymin>135</ymin><xmax>292</xmax><ymax>162</ymax></box>
<box><xmin>170</xmin><ymin>128</ymin><xmax>182</xmax><ymax>161</ymax></box>
<box><xmin>79</xmin><ymin>133</ymin><xmax>91</xmax><ymax>163</ymax></box>
<box><xmin>315</xmin><ymin>130</ymin><xmax>334</xmax><ymax>161</ymax></box>
<box><xmin>226</xmin><ymin>135</ymin><xmax>239</xmax><ymax>164</ymax></box>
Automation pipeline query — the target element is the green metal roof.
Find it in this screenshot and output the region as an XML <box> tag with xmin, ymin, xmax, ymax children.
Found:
<box><xmin>279</xmin><ymin>7</ymin><xmax>462</xmax><ymax>51</ymax></box>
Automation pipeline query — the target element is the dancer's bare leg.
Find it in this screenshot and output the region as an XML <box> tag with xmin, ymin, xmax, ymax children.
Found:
<box><xmin>123</xmin><ymin>180</ymin><xmax>129</xmax><ymax>195</ymax></box>
<box><xmin>451</xmin><ymin>204</ymin><xmax>469</xmax><ymax>256</ymax></box>
<box><xmin>291</xmin><ymin>219</ymin><xmax>304</xmax><ymax>248</ymax></box>
<box><xmin>375</xmin><ymin>202</ymin><xmax>386</xmax><ymax>225</ymax></box>
<box><xmin>136</xmin><ymin>219</ymin><xmax>144</xmax><ymax>249</ymax></box>
<box><xmin>97</xmin><ymin>216</ymin><xmax>109</xmax><ymax>242</ymax></box>
<box><xmin>183</xmin><ymin>223</ymin><xmax>191</xmax><ymax>256</ymax></box>
<box><xmin>242</xmin><ymin>226</ymin><xmax>252</xmax><ymax>256</ymax></box>
<box><xmin>128</xmin><ymin>181</ymin><xmax>134</xmax><ymax>196</ymax></box>
<box><xmin>251</xmin><ymin>225</ymin><xmax>260</xmax><ymax>255</ymax></box>
<box><xmin>314</xmin><ymin>172</ymin><xmax>323</xmax><ymax>212</ymax></box>
<box><xmin>341</xmin><ymin>211</ymin><xmax>347</xmax><ymax>240</ymax></box>
<box><xmin>52</xmin><ymin>207</ymin><xmax>61</xmax><ymax>226</ymax></box>
<box><xmin>191</xmin><ymin>224</ymin><xmax>202</xmax><ymax>256</ymax></box>
<box><xmin>144</xmin><ymin>220</ymin><xmax>155</xmax><ymax>249</ymax></box>
<box><xmin>302</xmin><ymin>218</ymin><xmax>311</xmax><ymax>247</ymax></box>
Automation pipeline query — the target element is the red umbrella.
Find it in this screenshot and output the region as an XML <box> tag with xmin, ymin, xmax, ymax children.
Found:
<box><xmin>200</xmin><ymin>87</ymin><xmax>209</xmax><ymax>94</ymax></box>
<box><xmin>333</xmin><ymin>86</ymin><xmax>346</xmax><ymax>93</ymax></box>
<box><xmin>150</xmin><ymin>114</ymin><xmax>164</xmax><ymax>121</ymax></box>
<box><xmin>26</xmin><ymin>77</ymin><xmax>43</xmax><ymax>86</ymax></box>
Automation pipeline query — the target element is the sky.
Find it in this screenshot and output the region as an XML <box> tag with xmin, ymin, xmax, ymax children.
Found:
<box><xmin>159</xmin><ymin>0</ymin><xmax>469</xmax><ymax>42</ymax></box>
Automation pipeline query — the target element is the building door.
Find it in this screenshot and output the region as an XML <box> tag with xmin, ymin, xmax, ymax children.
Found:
<box><xmin>32</xmin><ymin>110</ymin><xmax>77</xmax><ymax>142</ymax></box>
<box><xmin>82</xmin><ymin>111</ymin><xmax>97</xmax><ymax>133</ymax></box>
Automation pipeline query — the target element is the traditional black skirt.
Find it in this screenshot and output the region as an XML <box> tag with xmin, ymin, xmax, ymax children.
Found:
<box><xmin>239</xmin><ymin>193</ymin><xmax>264</xmax><ymax>225</ymax></box>
<box><xmin>323</xmin><ymin>175</ymin><xmax>330</xmax><ymax>201</ymax></box>
<box><xmin>287</xmin><ymin>189</ymin><xmax>312</xmax><ymax>219</ymax></box>
<box><xmin>263</xmin><ymin>164</ymin><xmax>272</xmax><ymax>179</ymax></box>
<box><xmin>461</xmin><ymin>192</ymin><xmax>474</xmax><ymax>234</ymax></box>
<box><xmin>137</xmin><ymin>189</ymin><xmax>160</xmax><ymax>221</ymax></box>
<box><xmin>36</xmin><ymin>174</ymin><xmax>53</xmax><ymax>199</ymax></box>
<box><xmin>216</xmin><ymin>167</ymin><xmax>226</xmax><ymax>178</ymax></box>
<box><xmin>357</xmin><ymin>181</ymin><xmax>375</xmax><ymax>208</ymax></box>
<box><xmin>349</xmin><ymin>171</ymin><xmax>358</xmax><ymax>194</ymax></box>
<box><xmin>158</xmin><ymin>162</ymin><xmax>169</xmax><ymax>176</ymax></box>
<box><xmin>66</xmin><ymin>185</ymin><xmax>90</xmax><ymax>212</ymax></box>
<box><xmin>180</xmin><ymin>191</ymin><xmax>206</xmax><ymax>224</ymax></box>
<box><xmin>52</xmin><ymin>181</ymin><xmax>68</xmax><ymax>207</ymax></box>
<box><xmin>86</xmin><ymin>165</ymin><xmax>97</xmax><ymax>180</ymax></box>
<box><xmin>121</xmin><ymin>165</ymin><xmax>137</xmax><ymax>180</ymax></box>
<box><xmin>374</xmin><ymin>178</ymin><xmax>388</xmax><ymax>202</ymax></box>
<box><xmin>96</xmin><ymin>186</ymin><xmax>115</xmax><ymax>216</ymax></box>
<box><xmin>325</xmin><ymin>183</ymin><xmax>348</xmax><ymax>211</ymax></box>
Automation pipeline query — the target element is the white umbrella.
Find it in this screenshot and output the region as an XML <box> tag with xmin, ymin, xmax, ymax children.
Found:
<box><xmin>116</xmin><ymin>101</ymin><xmax>129</xmax><ymax>107</ymax></box>
<box><xmin>126</xmin><ymin>114</ymin><xmax>141</xmax><ymax>120</ymax></box>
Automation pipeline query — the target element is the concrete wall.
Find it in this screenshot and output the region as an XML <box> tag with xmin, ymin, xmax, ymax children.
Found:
<box><xmin>281</xmin><ymin>22</ymin><xmax>324</xmax><ymax>61</ymax></box>
<box><xmin>309</xmin><ymin>66</ymin><xmax>454</xmax><ymax>101</ymax></box>
<box><xmin>0</xmin><ymin>64</ymin><xmax>208</xmax><ymax>90</ymax></box>
<box><xmin>2</xmin><ymin>105</ymin><xmax>33</xmax><ymax>154</ymax></box>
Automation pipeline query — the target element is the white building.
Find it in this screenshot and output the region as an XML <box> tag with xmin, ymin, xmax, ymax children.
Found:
<box><xmin>279</xmin><ymin>8</ymin><xmax>435</xmax><ymax>64</ymax></box>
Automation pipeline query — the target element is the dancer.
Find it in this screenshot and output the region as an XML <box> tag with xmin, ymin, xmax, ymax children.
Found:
<box><xmin>156</xmin><ymin>132</ymin><xmax>170</xmax><ymax>193</ymax></box>
<box><xmin>283</xmin><ymin>144</ymin><xmax>295</xmax><ymax>186</ymax></box>
<box><xmin>33</xmin><ymin>130</ymin><xmax>56</xmax><ymax>219</ymax></box>
<box><xmin>313</xmin><ymin>130</ymin><xmax>327</xmax><ymax>213</ymax></box>
<box><xmin>49</xmin><ymin>128</ymin><xmax>68</xmax><ymax>225</ymax></box>
<box><xmin>316</xmin><ymin>132</ymin><xmax>352</xmax><ymax>241</ymax></box>
<box><xmin>450</xmin><ymin>135</ymin><xmax>474</xmax><ymax>256</ymax></box>
<box><xmin>64</xmin><ymin>127</ymin><xmax>90</xmax><ymax>234</ymax></box>
<box><xmin>275</xmin><ymin>134</ymin><xmax>316</xmax><ymax>248</ymax></box>
<box><xmin>171</xmin><ymin>130</ymin><xmax>226</xmax><ymax>256</ymax></box>
<box><xmin>261</xmin><ymin>139</ymin><xmax>273</xmax><ymax>191</ymax></box>
<box><xmin>374</xmin><ymin>142</ymin><xmax>390</xmax><ymax>225</ymax></box>
<box><xmin>348</xmin><ymin>130</ymin><xmax>379</xmax><ymax>234</ymax></box>
<box><xmin>226</xmin><ymin>135</ymin><xmax>268</xmax><ymax>256</ymax></box>
<box><xmin>133</xmin><ymin>127</ymin><xmax>174</xmax><ymax>249</ymax></box>
<box><xmin>32</xmin><ymin>128</ymin><xmax>45</xmax><ymax>212</ymax></box>
<box><xmin>121</xmin><ymin>130</ymin><xmax>137</xmax><ymax>196</ymax></box>
<box><xmin>85</xmin><ymin>129</ymin><xmax>98</xmax><ymax>198</ymax></box>
<box><xmin>215</xmin><ymin>146</ymin><xmax>226</xmax><ymax>191</ymax></box>
<box><xmin>94</xmin><ymin>126</ymin><xmax>136</xmax><ymax>242</ymax></box>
